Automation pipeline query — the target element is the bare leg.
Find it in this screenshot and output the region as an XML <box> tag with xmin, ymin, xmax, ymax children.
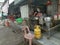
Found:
<box><xmin>29</xmin><ymin>39</ymin><xmax>32</xmax><ymax>45</ymax></box>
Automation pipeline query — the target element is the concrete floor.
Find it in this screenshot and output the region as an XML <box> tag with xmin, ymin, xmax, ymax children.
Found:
<box><xmin>0</xmin><ymin>21</ymin><xmax>40</xmax><ymax>45</ymax></box>
<box><xmin>37</xmin><ymin>31</ymin><xmax>60</xmax><ymax>45</ymax></box>
<box><xmin>0</xmin><ymin>20</ymin><xmax>60</xmax><ymax>45</ymax></box>
<box><xmin>9</xmin><ymin>21</ymin><xmax>60</xmax><ymax>45</ymax></box>
<box><xmin>0</xmin><ymin>25</ymin><xmax>23</xmax><ymax>45</ymax></box>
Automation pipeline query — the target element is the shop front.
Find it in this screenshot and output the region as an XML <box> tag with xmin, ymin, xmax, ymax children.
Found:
<box><xmin>28</xmin><ymin>0</ymin><xmax>60</xmax><ymax>39</ymax></box>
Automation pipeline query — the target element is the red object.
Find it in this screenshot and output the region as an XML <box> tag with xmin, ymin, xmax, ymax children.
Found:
<box><xmin>46</xmin><ymin>0</ymin><xmax>52</xmax><ymax>6</ymax></box>
<box><xmin>8</xmin><ymin>15</ymin><xmax>15</xmax><ymax>22</ymax></box>
<box><xmin>6</xmin><ymin>21</ymin><xmax>9</xmax><ymax>26</ymax></box>
<box><xmin>5</xmin><ymin>21</ymin><xmax>9</xmax><ymax>27</ymax></box>
<box><xmin>57</xmin><ymin>14</ymin><xmax>60</xmax><ymax>17</ymax></box>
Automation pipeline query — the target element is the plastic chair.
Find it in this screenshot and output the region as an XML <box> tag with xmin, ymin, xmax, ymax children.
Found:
<box><xmin>22</xmin><ymin>26</ymin><xmax>34</xmax><ymax>45</ymax></box>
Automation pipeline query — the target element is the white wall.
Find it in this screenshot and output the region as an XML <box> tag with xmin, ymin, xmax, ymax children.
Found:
<box><xmin>2</xmin><ymin>1</ymin><xmax>9</xmax><ymax>14</ymax></box>
<box><xmin>0</xmin><ymin>0</ymin><xmax>4</xmax><ymax>2</ymax></box>
<box><xmin>20</xmin><ymin>5</ymin><xmax>29</xmax><ymax>19</ymax></box>
<box><xmin>9</xmin><ymin>0</ymin><xmax>14</xmax><ymax>4</ymax></box>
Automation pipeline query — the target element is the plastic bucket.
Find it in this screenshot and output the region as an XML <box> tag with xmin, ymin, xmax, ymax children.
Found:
<box><xmin>16</xmin><ymin>18</ymin><xmax>23</xmax><ymax>23</ymax></box>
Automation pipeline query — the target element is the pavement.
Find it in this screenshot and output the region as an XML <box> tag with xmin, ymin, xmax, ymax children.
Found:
<box><xmin>0</xmin><ymin>20</ymin><xmax>60</xmax><ymax>45</ymax></box>
<box><xmin>10</xmin><ymin>21</ymin><xmax>60</xmax><ymax>45</ymax></box>
<box><xmin>9</xmin><ymin>21</ymin><xmax>60</xmax><ymax>45</ymax></box>
<box><xmin>9</xmin><ymin>21</ymin><xmax>42</xmax><ymax>45</ymax></box>
<box><xmin>0</xmin><ymin>20</ymin><xmax>41</xmax><ymax>45</ymax></box>
<box><xmin>37</xmin><ymin>33</ymin><xmax>60</xmax><ymax>45</ymax></box>
<box><xmin>0</xmin><ymin>25</ymin><xmax>24</xmax><ymax>45</ymax></box>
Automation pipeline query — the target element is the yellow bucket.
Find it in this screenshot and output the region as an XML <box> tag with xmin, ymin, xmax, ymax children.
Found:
<box><xmin>34</xmin><ymin>25</ymin><xmax>42</xmax><ymax>39</ymax></box>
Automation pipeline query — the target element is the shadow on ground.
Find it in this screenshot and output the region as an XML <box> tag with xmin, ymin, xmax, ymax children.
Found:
<box><xmin>17</xmin><ymin>41</ymin><xmax>37</xmax><ymax>45</ymax></box>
